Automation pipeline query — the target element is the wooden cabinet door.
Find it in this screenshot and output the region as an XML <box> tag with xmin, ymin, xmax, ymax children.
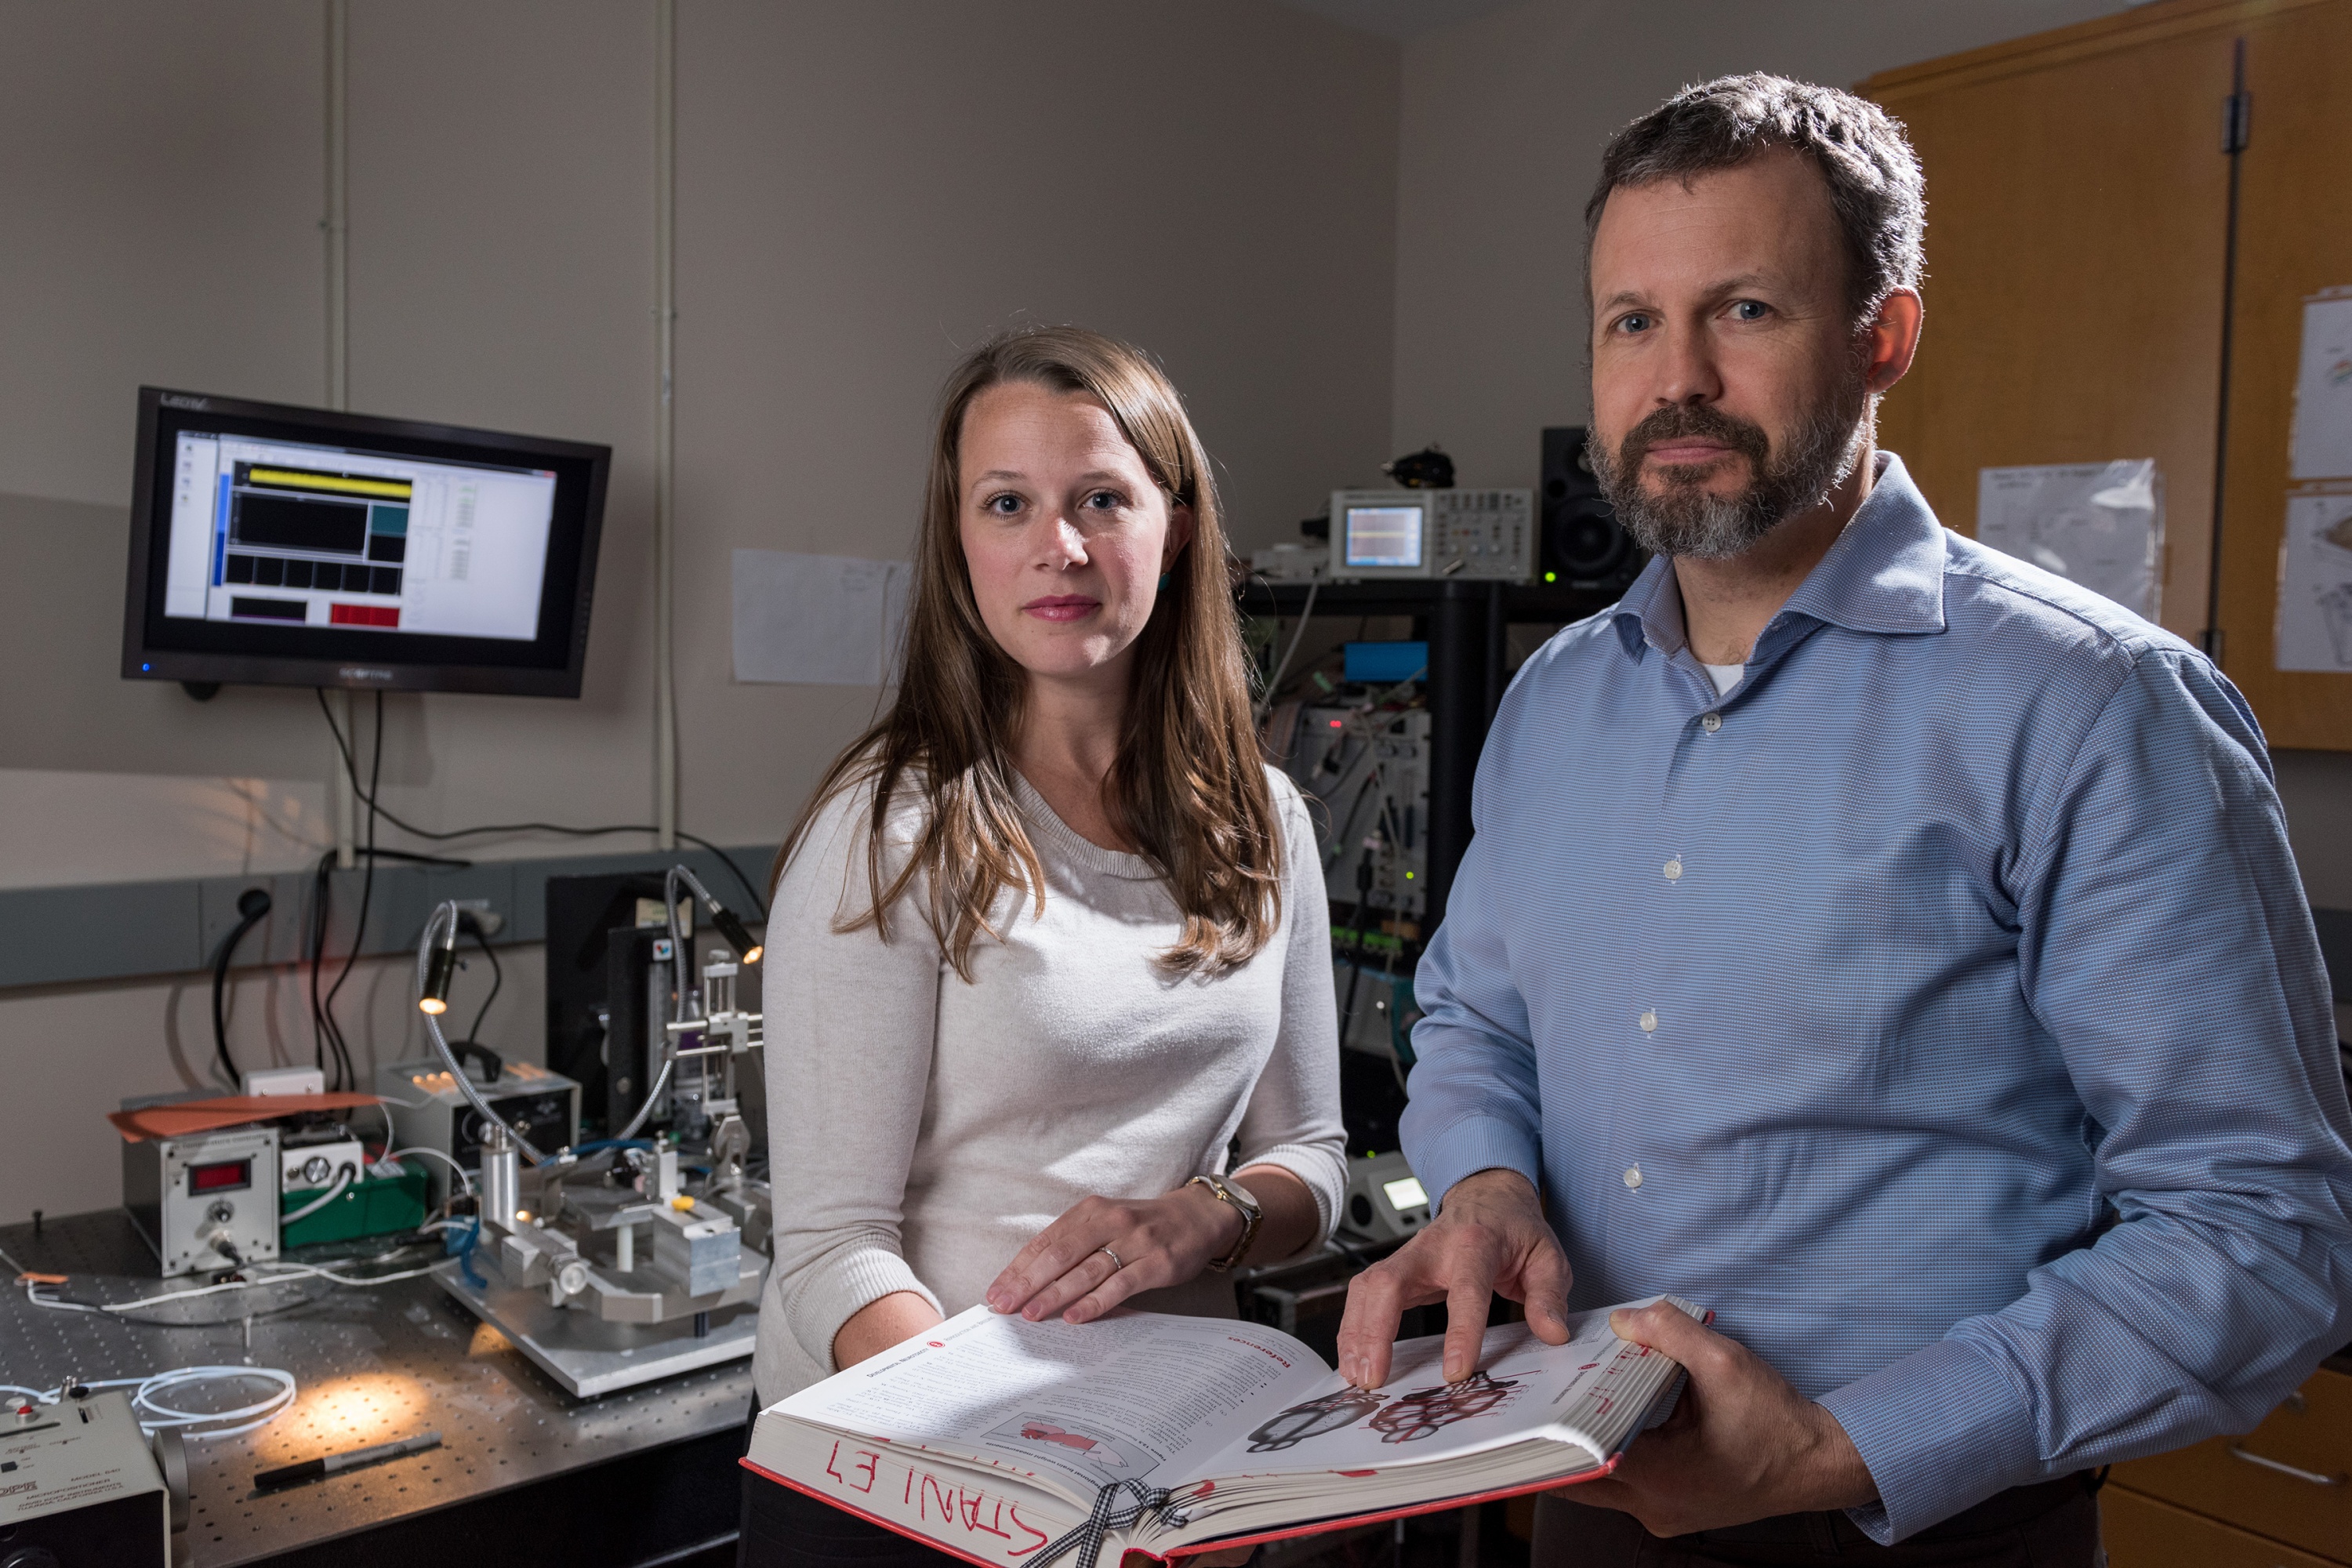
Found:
<box><xmin>2212</xmin><ymin>0</ymin><xmax>2352</xmax><ymax>746</ymax></box>
<box><xmin>2103</xmin><ymin>1484</ymin><xmax>2344</xmax><ymax>1567</ymax></box>
<box><xmin>1861</xmin><ymin>0</ymin><xmax>2247</xmax><ymax>647</ymax></box>
<box><xmin>2110</xmin><ymin>1367</ymin><xmax>2352</xmax><ymax>1563</ymax></box>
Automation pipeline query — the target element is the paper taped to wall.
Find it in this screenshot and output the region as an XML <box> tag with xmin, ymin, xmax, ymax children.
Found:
<box><xmin>731</xmin><ymin>549</ymin><xmax>910</xmax><ymax>686</ymax></box>
<box><xmin>2290</xmin><ymin>289</ymin><xmax>2352</xmax><ymax>481</ymax></box>
<box><xmin>2274</xmin><ymin>483</ymin><xmax>2352</xmax><ymax>673</ymax></box>
<box><xmin>1975</xmin><ymin>459</ymin><xmax>2162</xmax><ymax>621</ymax></box>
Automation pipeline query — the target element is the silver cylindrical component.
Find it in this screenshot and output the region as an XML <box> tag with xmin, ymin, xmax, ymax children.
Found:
<box><xmin>615</xmin><ymin>1224</ymin><xmax>635</xmax><ymax>1272</ymax></box>
<box><xmin>478</xmin><ymin>1120</ymin><xmax>521</xmax><ymax>1232</ymax></box>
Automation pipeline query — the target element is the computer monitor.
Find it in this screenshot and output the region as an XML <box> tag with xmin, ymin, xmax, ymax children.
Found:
<box><xmin>122</xmin><ymin>387</ymin><xmax>610</xmax><ymax>697</ymax></box>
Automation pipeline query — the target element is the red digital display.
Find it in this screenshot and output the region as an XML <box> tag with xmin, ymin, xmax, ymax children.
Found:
<box><xmin>188</xmin><ymin>1159</ymin><xmax>251</xmax><ymax>1195</ymax></box>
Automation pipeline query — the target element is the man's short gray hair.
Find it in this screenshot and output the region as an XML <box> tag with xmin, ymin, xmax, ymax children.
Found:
<box><xmin>1587</xmin><ymin>74</ymin><xmax>1925</xmax><ymax>324</ymax></box>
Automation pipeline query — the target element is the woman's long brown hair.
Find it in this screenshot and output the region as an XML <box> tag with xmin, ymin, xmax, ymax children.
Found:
<box><xmin>770</xmin><ymin>325</ymin><xmax>1283</xmax><ymax>978</ymax></box>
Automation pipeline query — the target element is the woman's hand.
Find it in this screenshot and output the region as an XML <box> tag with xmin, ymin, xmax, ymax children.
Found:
<box><xmin>985</xmin><ymin>1183</ymin><xmax>1244</xmax><ymax>1324</ymax></box>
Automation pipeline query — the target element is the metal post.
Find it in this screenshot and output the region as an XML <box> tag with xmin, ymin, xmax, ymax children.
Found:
<box><xmin>1425</xmin><ymin>581</ymin><xmax>1489</xmax><ymax>935</ymax></box>
<box><xmin>652</xmin><ymin>0</ymin><xmax>680</xmax><ymax>851</ymax></box>
<box><xmin>324</xmin><ymin>0</ymin><xmax>356</xmax><ymax>869</ymax></box>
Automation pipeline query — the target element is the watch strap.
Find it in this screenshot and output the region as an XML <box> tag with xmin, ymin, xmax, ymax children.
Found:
<box><xmin>1189</xmin><ymin>1174</ymin><xmax>1264</xmax><ymax>1272</ymax></box>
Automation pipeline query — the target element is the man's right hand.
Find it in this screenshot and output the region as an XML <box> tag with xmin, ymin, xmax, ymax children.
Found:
<box><xmin>1335</xmin><ymin>1168</ymin><xmax>1573</xmax><ymax>1388</ymax></box>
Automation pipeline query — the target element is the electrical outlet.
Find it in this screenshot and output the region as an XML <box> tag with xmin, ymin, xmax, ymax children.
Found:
<box><xmin>452</xmin><ymin>898</ymin><xmax>506</xmax><ymax>938</ymax></box>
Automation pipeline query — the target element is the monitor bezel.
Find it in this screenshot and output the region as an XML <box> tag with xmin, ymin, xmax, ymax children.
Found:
<box><xmin>122</xmin><ymin>387</ymin><xmax>610</xmax><ymax>698</ymax></box>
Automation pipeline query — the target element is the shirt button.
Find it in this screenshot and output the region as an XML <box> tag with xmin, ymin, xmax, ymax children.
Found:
<box><xmin>1700</xmin><ymin>712</ymin><xmax>1722</xmax><ymax>733</ymax></box>
<box><xmin>1639</xmin><ymin>1010</ymin><xmax>1657</xmax><ymax>1033</ymax></box>
<box><xmin>1663</xmin><ymin>858</ymin><xmax>1682</xmax><ymax>881</ymax></box>
<box><xmin>1624</xmin><ymin>1166</ymin><xmax>1643</xmax><ymax>1190</ymax></box>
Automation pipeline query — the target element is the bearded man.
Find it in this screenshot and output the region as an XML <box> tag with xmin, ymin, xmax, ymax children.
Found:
<box><xmin>1337</xmin><ymin>74</ymin><xmax>2352</xmax><ymax>1567</ymax></box>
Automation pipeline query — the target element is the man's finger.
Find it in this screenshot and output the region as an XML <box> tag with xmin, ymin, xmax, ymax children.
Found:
<box><xmin>1440</xmin><ymin>1276</ymin><xmax>1495</xmax><ymax>1383</ymax></box>
<box><xmin>1516</xmin><ymin>1234</ymin><xmax>1574</xmax><ymax>1345</ymax></box>
<box><xmin>1345</xmin><ymin>1260</ymin><xmax>1430</xmax><ymax>1392</ymax></box>
<box><xmin>1607</xmin><ymin>1301</ymin><xmax>1729</xmax><ymax>1373</ymax></box>
<box><xmin>1337</xmin><ymin>1261</ymin><xmax>1410</xmax><ymax>1389</ymax></box>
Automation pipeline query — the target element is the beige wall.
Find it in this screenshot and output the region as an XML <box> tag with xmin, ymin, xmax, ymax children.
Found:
<box><xmin>0</xmin><ymin>0</ymin><xmax>1399</xmax><ymax>1225</ymax></box>
<box><xmin>1385</xmin><ymin>0</ymin><xmax>2352</xmax><ymax>906</ymax></box>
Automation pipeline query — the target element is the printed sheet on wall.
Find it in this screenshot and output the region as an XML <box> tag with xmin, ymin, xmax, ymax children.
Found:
<box><xmin>2280</xmin><ymin>288</ymin><xmax>2352</xmax><ymax>673</ymax></box>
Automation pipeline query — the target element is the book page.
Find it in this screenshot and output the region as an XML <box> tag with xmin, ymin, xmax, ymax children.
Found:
<box><xmin>776</xmin><ymin>1305</ymin><xmax>1332</xmax><ymax>1496</ymax></box>
<box><xmin>1178</xmin><ymin>1298</ymin><xmax>1697</xmax><ymax>1483</ymax></box>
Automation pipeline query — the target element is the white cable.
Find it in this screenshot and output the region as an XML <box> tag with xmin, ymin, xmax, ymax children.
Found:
<box><xmin>20</xmin><ymin>1240</ymin><xmax>442</xmax><ymax>1317</ymax></box>
<box><xmin>416</xmin><ymin>902</ymin><xmax>543</xmax><ymax>1161</ymax></box>
<box><xmin>0</xmin><ymin>1368</ymin><xmax>297</xmax><ymax>1439</ymax></box>
<box><xmin>1254</xmin><ymin>577</ymin><xmax>1321</xmax><ymax>722</ymax></box>
<box><xmin>281</xmin><ymin>1165</ymin><xmax>354</xmax><ymax>1225</ymax></box>
<box><xmin>386</xmin><ymin>1145</ymin><xmax>474</xmax><ymax>1197</ymax></box>
<box><xmin>130</xmin><ymin>1367</ymin><xmax>296</xmax><ymax>1439</ymax></box>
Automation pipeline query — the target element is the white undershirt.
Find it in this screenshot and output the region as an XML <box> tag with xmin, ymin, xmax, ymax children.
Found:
<box><xmin>1701</xmin><ymin>661</ymin><xmax>1745</xmax><ymax>696</ymax></box>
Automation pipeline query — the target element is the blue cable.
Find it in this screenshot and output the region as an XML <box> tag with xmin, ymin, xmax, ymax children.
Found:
<box><xmin>446</xmin><ymin>1216</ymin><xmax>485</xmax><ymax>1288</ymax></box>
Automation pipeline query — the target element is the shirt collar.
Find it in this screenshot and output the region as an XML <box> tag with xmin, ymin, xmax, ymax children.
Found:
<box><xmin>1610</xmin><ymin>451</ymin><xmax>1947</xmax><ymax>660</ymax></box>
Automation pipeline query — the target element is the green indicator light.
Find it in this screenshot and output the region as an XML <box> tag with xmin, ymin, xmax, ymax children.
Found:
<box><xmin>1544</xmin><ymin>571</ymin><xmax>1557</xmax><ymax>583</ymax></box>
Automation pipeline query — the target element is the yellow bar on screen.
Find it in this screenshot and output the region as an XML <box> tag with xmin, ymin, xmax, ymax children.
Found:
<box><xmin>247</xmin><ymin>467</ymin><xmax>412</xmax><ymax>500</ymax></box>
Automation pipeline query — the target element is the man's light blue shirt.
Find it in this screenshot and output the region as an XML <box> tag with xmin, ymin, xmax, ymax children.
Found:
<box><xmin>1401</xmin><ymin>453</ymin><xmax>2352</xmax><ymax>1542</ymax></box>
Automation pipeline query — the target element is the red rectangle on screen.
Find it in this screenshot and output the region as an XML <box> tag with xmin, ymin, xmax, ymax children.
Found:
<box><xmin>330</xmin><ymin>604</ymin><xmax>400</xmax><ymax>628</ymax></box>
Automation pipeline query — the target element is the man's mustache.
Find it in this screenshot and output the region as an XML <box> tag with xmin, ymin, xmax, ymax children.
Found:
<box><xmin>1620</xmin><ymin>405</ymin><xmax>1771</xmax><ymax>472</ymax></box>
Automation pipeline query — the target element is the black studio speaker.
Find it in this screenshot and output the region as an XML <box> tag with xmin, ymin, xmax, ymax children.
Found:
<box><xmin>1540</xmin><ymin>426</ymin><xmax>1642</xmax><ymax>591</ymax></box>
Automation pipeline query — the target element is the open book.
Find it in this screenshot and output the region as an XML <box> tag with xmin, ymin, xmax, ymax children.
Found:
<box><xmin>743</xmin><ymin>1294</ymin><xmax>1699</xmax><ymax>1566</ymax></box>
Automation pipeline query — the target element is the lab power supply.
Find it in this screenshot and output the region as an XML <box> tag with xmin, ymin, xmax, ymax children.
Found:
<box><xmin>0</xmin><ymin>1390</ymin><xmax>180</xmax><ymax>1565</ymax></box>
<box><xmin>1285</xmin><ymin>706</ymin><xmax>1432</xmax><ymax>924</ymax></box>
<box><xmin>377</xmin><ymin>1057</ymin><xmax>580</xmax><ymax>1204</ymax></box>
<box><xmin>122</xmin><ymin>1123</ymin><xmax>281</xmax><ymax>1278</ymax></box>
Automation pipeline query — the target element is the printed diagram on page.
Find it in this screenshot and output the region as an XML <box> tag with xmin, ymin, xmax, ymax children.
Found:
<box><xmin>2274</xmin><ymin>485</ymin><xmax>2352</xmax><ymax>672</ymax></box>
<box><xmin>2289</xmin><ymin>290</ymin><xmax>2352</xmax><ymax>482</ymax></box>
<box><xmin>985</xmin><ymin>1414</ymin><xmax>1156</xmax><ymax>1481</ymax></box>
<box><xmin>1975</xmin><ymin>459</ymin><xmax>2161</xmax><ymax>621</ymax></box>
<box><xmin>1368</xmin><ymin>1370</ymin><xmax>1526</xmax><ymax>1442</ymax></box>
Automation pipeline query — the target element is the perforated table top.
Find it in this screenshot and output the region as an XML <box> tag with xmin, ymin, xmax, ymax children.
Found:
<box><xmin>0</xmin><ymin>1210</ymin><xmax>754</xmax><ymax>1566</ymax></box>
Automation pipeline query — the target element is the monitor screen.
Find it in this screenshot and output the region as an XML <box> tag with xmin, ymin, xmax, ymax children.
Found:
<box><xmin>1381</xmin><ymin>1175</ymin><xmax>1429</xmax><ymax>1212</ymax></box>
<box><xmin>124</xmin><ymin>388</ymin><xmax>608</xmax><ymax>696</ymax></box>
<box><xmin>1343</xmin><ymin>504</ymin><xmax>1424</xmax><ymax>569</ymax></box>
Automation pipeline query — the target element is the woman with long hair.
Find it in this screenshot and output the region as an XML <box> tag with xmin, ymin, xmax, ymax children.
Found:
<box><xmin>740</xmin><ymin>326</ymin><xmax>1346</xmax><ymax>1566</ymax></box>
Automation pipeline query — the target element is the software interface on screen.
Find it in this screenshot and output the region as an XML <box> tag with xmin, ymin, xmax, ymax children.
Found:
<box><xmin>160</xmin><ymin>433</ymin><xmax>558</xmax><ymax>641</ymax></box>
<box><xmin>1343</xmin><ymin>504</ymin><xmax>1424</xmax><ymax>569</ymax></box>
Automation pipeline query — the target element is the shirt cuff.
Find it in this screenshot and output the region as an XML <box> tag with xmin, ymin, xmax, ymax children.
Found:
<box><xmin>782</xmin><ymin>1240</ymin><xmax>942</xmax><ymax>1375</ymax></box>
<box><xmin>1232</xmin><ymin>1142</ymin><xmax>1348</xmax><ymax>1245</ymax></box>
<box><xmin>1403</xmin><ymin>1112</ymin><xmax>1542</xmax><ymax>1215</ymax></box>
<box><xmin>1815</xmin><ymin>1336</ymin><xmax>2042</xmax><ymax>1544</ymax></box>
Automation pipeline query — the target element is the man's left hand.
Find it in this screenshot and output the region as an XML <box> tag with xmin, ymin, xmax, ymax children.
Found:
<box><xmin>1567</xmin><ymin>1300</ymin><xmax>1878</xmax><ymax>1537</ymax></box>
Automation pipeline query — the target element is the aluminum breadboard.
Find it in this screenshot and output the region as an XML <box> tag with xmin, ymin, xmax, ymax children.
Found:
<box><xmin>0</xmin><ymin>1210</ymin><xmax>754</xmax><ymax>1567</ymax></box>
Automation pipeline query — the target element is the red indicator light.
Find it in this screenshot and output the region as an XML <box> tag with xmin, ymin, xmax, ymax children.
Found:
<box><xmin>188</xmin><ymin>1159</ymin><xmax>251</xmax><ymax>1194</ymax></box>
<box><xmin>1328</xmin><ymin>719</ymin><xmax>1342</xmax><ymax>728</ymax></box>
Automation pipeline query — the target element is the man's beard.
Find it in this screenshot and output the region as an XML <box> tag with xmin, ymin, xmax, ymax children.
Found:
<box><xmin>1589</xmin><ymin>380</ymin><xmax>1872</xmax><ymax>561</ymax></box>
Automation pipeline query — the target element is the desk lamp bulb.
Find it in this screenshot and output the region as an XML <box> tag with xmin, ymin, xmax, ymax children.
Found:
<box><xmin>711</xmin><ymin>906</ymin><xmax>763</xmax><ymax>967</ymax></box>
<box><xmin>419</xmin><ymin>921</ymin><xmax>459</xmax><ymax>1014</ymax></box>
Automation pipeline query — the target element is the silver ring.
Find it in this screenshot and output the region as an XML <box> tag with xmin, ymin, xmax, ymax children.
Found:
<box><xmin>1096</xmin><ymin>1245</ymin><xmax>1123</xmax><ymax>1273</ymax></box>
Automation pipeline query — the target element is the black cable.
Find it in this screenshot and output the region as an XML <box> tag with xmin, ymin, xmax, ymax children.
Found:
<box><xmin>458</xmin><ymin>920</ymin><xmax>502</xmax><ymax>1047</ymax></box>
<box><xmin>208</xmin><ymin>888</ymin><xmax>273</xmax><ymax>1091</ymax></box>
<box><xmin>318</xmin><ymin>692</ymin><xmax>386</xmax><ymax>1091</ymax></box>
<box><xmin>314</xmin><ymin>688</ymin><xmax>768</xmax><ymax>915</ymax></box>
<box><xmin>305</xmin><ymin>851</ymin><xmax>335</xmax><ymax>1087</ymax></box>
